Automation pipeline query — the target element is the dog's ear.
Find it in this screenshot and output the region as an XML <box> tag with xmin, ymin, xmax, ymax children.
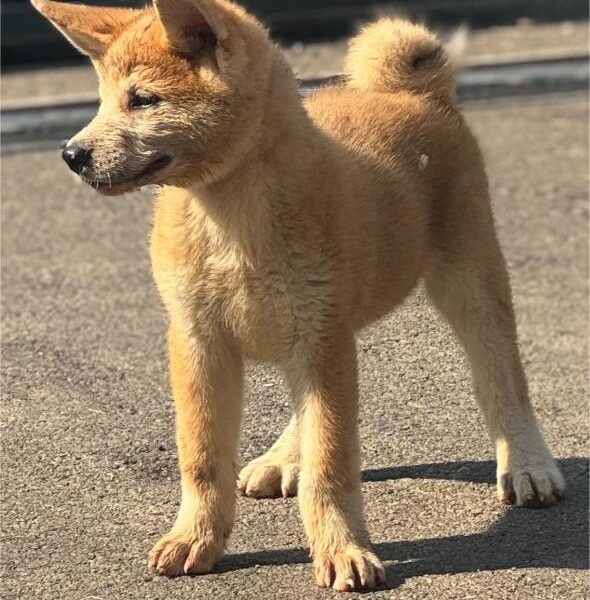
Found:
<box><xmin>153</xmin><ymin>0</ymin><xmax>228</xmax><ymax>60</ymax></box>
<box><xmin>31</xmin><ymin>0</ymin><xmax>139</xmax><ymax>59</ymax></box>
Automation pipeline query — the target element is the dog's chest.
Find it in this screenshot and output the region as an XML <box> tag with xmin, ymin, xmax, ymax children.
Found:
<box><xmin>151</xmin><ymin>192</ymin><xmax>333</xmax><ymax>361</ymax></box>
<box><xmin>204</xmin><ymin>259</ymin><xmax>297</xmax><ymax>359</ymax></box>
<box><xmin>152</xmin><ymin>228</ymin><xmax>299</xmax><ymax>362</ymax></box>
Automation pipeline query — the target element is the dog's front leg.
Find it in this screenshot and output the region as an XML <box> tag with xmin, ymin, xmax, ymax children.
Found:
<box><xmin>287</xmin><ymin>327</ymin><xmax>385</xmax><ymax>592</ymax></box>
<box><xmin>149</xmin><ymin>323</ymin><xmax>243</xmax><ymax>576</ymax></box>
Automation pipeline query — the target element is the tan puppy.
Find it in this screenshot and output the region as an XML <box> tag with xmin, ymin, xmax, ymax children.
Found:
<box><xmin>34</xmin><ymin>0</ymin><xmax>565</xmax><ymax>591</ymax></box>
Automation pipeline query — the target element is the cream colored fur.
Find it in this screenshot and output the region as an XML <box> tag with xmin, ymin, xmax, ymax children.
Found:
<box><xmin>33</xmin><ymin>0</ymin><xmax>565</xmax><ymax>591</ymax></box>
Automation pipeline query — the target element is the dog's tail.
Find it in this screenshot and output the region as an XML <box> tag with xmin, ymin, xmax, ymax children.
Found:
<box><xmin>344</xmin><ymin>19</ymin><xmax>464</xmax><ymax>101</ymax></box>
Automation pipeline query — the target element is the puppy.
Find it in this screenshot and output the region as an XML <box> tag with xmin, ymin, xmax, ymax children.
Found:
<box><xmin>34</xmin><ymin>0</ymin><xmax>565</xmax><ymax>591</ymax></box>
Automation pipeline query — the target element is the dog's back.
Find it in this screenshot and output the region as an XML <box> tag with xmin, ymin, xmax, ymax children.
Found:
<box><xmin>301</xmin><ymin>21</ymin><xmax>486</xmax><ymax>327</ymax></box>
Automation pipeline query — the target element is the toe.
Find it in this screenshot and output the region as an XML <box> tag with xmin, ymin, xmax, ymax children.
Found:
<box><xmin>155</xmin><ymin>539</ymin><xmax>189</xmax><ymax>576</ymax></box>
<box><xmin>499</xmin><ymin>473</ymin><xmax>516</xmax><ymax>505</ymax></box>
<box><xmin>245</xmin><ymin>465</ymin><xmax>281</xmax><ymax>497</ymax></box>
<box><xmin>333</xmin><ymin>555</ymin><xmax>356</xmax><ymax>591</ymax></box>
<box><xmin>315</xmin><ymin>554</ymin><xmax>335</xmax><ymax>588</ymax></box>
<box><xmin>515</xmin><ymin>472</ymin><xmax>538</xmax><ymax>507</ymax></box>
<box><xmin>183</xmin><ymin>539</ymin><xmax>220</xmax><ymax>574</ymax></box>
<box><xmin>148</xmin><ymin>546</ymin><xmax>162</xmax><ymax>571</ymax></box>
<box><xmin>281</xmin><ymin>465</ymin><xmax>299</xmax><ymax>498</ymax></box>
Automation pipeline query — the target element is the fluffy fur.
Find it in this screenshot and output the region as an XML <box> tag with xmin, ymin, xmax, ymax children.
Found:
<box><xmin>34</xmin><ymin>0</ymin><xmax>565</xmax><ymax>591</ymax></box>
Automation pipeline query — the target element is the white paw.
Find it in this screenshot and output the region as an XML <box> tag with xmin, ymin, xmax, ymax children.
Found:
<box><xmin>238</xmin><ymin>459</ymin><xmax>299</xmax><ymax>498</ymax></box>
<box><xmin>148</xmin><ymin>528</ymin><xmax>225</xmax><ymax>576</ymax></box>
<box><xmin>313</xmin><ymin>544</ymin><xmax>385</xmax><ymax>591</ymax></box>
<box><xmin>498</xmin><ymin>457</ymin><xmax>565</xmax><ymax>507</ymax></box>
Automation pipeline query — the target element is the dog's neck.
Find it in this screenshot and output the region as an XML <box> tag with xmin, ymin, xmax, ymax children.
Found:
<box><xmin>183</xmin><ymin>55</ymin><xmax>319</xmax><ymax>260</ymax></box>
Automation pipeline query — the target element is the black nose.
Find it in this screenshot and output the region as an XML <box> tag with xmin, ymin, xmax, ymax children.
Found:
<box><xmin>61</xmin><ymin>143</ymin><xmax>93</xmax><ymax>174</ymax></box>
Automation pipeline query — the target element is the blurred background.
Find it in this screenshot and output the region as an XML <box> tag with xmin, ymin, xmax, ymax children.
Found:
<box><xmin>1</xmin><ymin>0</ymin><xmax>588</xmax><ymax>147</ymax></box>
<box><xmin>2</xmin><ymin>0</ymin><xmax>589</xmax><ymax>64</ymax></box>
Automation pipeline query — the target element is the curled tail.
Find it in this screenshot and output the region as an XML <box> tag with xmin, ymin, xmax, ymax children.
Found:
<box><xmin>344</xmin><ymin>19</ymin><xmax>463</xmax><ymax>101</ymax></box>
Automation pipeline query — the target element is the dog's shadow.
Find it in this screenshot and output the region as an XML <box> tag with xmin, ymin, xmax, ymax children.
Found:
<box><xmin>217</xmin><ymin>457</ymin><xmax>589</xmax><ymax>589</ymax></box>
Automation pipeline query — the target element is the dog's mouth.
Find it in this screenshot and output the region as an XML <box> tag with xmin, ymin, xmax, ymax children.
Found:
<box><xmin>135</xmin><ymin>154</ymin><xmax>172</xmax><ymax>179</ymax></box>
<box><xmin>82</xmin><ymin>154</ymin><xmax>173</xmax><ymax>195</ymax></box>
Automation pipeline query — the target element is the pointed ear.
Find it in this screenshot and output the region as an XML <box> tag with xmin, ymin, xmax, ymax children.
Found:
<box><xmin>153</xmin><ymin>0</ymin><xmax>228</xmax><ymax>59</ymax></box>
<box><xmin>31</xmin><ymin>0</ymin><xmax>140</xmax><ymax>59</ymax></box>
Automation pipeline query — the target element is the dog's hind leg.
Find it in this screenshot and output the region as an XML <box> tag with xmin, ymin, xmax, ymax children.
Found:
<box><xmin>238</xmin><ymin>415</ymin><xmax>300</xmax><ymax>498</ymax></box>
<box><xmin>425</xmin><ymin>191</ymin><xmax>565</xmax><ymax>507</ymax></box>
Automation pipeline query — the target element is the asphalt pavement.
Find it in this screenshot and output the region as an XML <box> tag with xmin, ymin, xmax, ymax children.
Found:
<box><xmin>2</xmin><ymin>86</ymin><xmax>589</xmax><ymax>600</ymax></box>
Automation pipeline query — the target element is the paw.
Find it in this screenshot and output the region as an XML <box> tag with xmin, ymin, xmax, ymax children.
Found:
<box><xmin>148</xmin><ymin>529</ymin><xmax>225</xmax><ymax>576</ymax></box>
<box><xmin>313</xmin><ymin>545</ymin><xmax>385</xmax><ymax>591</ymax></box>
<box><xmin>498</xmin><ymin>460</ymin><xmax>565</xmax><ymax>508</ymax></box>
<box><xmin>238</xmin><ymin>459</ymin><xmax>299</xmax><ymax>498</ymax></box>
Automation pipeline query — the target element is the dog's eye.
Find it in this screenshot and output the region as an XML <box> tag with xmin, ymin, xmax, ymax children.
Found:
<box><xmin>129</xmin><ymin>91</ymin><xmax>160</xmax><ymax>109</ymax></box>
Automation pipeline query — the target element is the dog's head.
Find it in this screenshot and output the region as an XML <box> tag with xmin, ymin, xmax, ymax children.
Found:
<box><xmin>33</xmin><ymin>0</ymin><xmax>279</xmax><ymax>195</ymax></box>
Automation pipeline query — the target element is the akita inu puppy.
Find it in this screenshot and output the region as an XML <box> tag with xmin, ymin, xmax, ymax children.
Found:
<box><xmin>34</xmin><ymin>0</ymin><xmax>565</xmax><ymax>591</ymax></box>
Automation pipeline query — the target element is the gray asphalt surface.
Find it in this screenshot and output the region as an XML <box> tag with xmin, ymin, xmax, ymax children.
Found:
<box><xmin>2</xmin><ymin>91</ymin><xmax>588</xmax><ymax>599</ymax></box>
